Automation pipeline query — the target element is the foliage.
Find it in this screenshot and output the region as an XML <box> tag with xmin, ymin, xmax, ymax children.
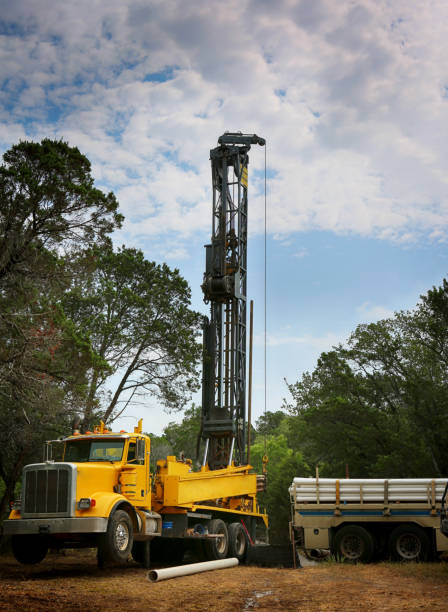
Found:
<box><xmin>255</xmin><ymin>410</ymin><xmax>287</xmax><ymax>437</ymax></box>
<box><xmin>162</xmin><ymin>405</ymin><xmax>202</xmax><ymax>462</ymax></box>
<box><xmin>0</xmin><ymin>139</ymin><xmax>122</xmax><ymax>518</ymax></box>
<box><xmin>63</xmin><ymin>244</ymin><xmax>203</xmax><ymax>427</ymax></box>
<box><xmin>251</xmin><ymin>433</ymin><xmax>310</xmax><ymax>543</ymax></box>
<box><xmin>0</xmin><ymin>138</ymin><xmax>122</xmax><ymax>280</ymax></box>
<box><xmin>285</xmin><ymin>279</ymin><xmax>448</xmax><ymax>478</ymax></box>
<box><xmin>146</xmin><ymin>433</ymin><xmax>173</xmax><ymax>472</ymax></box>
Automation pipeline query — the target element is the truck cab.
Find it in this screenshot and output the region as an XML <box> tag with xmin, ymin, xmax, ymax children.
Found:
<box><xmin>5</xmin><ymin>421</ymin><xmax>161</xmax><ymax>566</ymax></box>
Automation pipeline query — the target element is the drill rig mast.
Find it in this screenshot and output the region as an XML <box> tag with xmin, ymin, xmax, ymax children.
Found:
<box><xmin>201</xmin><ymin>132</ymin><xmax>265</xmax><ymax>470</ymax></box>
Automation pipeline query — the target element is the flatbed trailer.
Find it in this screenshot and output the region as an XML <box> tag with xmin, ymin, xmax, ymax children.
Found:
<box><xmin>290</xmin><ymin>477</ymin><xmax>448</xmax><ymax>562</ymax></box>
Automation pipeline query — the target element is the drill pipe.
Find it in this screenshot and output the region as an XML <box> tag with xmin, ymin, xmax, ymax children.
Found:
<box><xmin>147</xmin><ymin>557</ymin><xmax>238</xmax><ymax>582</ymax></box>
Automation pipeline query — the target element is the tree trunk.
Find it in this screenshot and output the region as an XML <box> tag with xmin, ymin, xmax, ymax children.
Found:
<box><xmin>0</xmin><ymin>450</ymin><xmax>28</xmax><ymax>520</ymax></box>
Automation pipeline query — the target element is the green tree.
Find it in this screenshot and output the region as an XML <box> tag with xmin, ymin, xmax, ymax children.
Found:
<box><xmin>251</xmin><ymin>434</ymin><xmax>310</xmax><ymax>543</ymax></box>
<box><xmin>255</xmin><ymin>410</ymin><xmax>287</xmax><ymax>436</ymax></box>
<box><xmin>285</xmin><ymin>279</ymin><xmax>448</xmax><ymax>478</ymax></box>
<box><xmin>63</xmin><ymin>245</ymin><xmax>203</xmax><ymax>427</ymax></box>
<box><xmin>0</xmin><ymin>138</ymin><xmax>122</xmax><ymax>280</ymax></box>
<box><xmin>0</xmin><ymin>139</ymin><xmax>122</xmax><ymax>518</ymax></box>
<box><xmin>147</xmin><ymin>433</ymin><xmax>173</xmax><ymax>472</ymax></box>
<box><xmin>162</xmin><ymin>405</ymin><xmax>202</xmax><ymax>462</ymax></box>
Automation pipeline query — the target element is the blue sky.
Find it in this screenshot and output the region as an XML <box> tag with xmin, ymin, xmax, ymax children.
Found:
<box><xmin>1</xmin><ymin>0</ymin><xmax>447</xmax><ymax>434</ymax></box>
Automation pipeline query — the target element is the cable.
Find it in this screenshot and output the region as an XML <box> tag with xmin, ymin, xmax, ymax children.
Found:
<box><xmin>264</xmin><ymin>143</ymin><xmax>267</xmax><ymax>457</ymax></box>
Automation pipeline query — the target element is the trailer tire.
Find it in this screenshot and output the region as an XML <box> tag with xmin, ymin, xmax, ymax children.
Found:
<box><xmin>389</xmin><ymin>524</ymin><xmax>430</xmax><ymax>562</ymax></box>
<box><xmin>204</xmin><ymin>519</ymin><xmax>229</xmax><ymax>560</ymax></box>
<box><xmin>333</xmin><ymin>525</ymin><xmax>374</xmax><ymax>563</ymax></box>
<box><xmin>98</xmin><ymin>509</ymin><xmax>133</xmax><ymax>566</ymax></box>
<box><xmin>228</xmin><ymin>522</ymin><xmax>248</xmax><ymax>560</ymax></box>
<box><xmin>11</xmin><ymin>535</ymin><xmax>48</xmax><ymax>565</ymax></box>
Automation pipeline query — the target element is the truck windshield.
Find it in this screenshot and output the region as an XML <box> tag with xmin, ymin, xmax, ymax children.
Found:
<box><xmin>64</xmin><ymin>439</ymin><xmax>125</xmax><ymax>462</ymax></box>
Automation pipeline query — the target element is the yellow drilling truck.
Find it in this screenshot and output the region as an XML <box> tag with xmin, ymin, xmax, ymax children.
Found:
<box><xmin>5</xmin><ymin>420</ymin><xmax>267</xmax><ymax>567</ymax></box>
<box><xmin>4</xmin><ymin>133</ymin><xmax>268</xmax><ymax>567</ymax></box>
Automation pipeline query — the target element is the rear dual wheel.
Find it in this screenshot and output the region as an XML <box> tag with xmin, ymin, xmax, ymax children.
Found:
<box><xmin>228</xmin><ymin>522</ymin><xmax>248</xmax><ymax>561</ymax></box>
<box><xmin>389</xmin><ymin>525</ymin><xmax>431</xmax><ymax>562</ymax></box>
<box><xmin>333</xmin><ymin>525</ymin><xmax>375</xmax><ymax>563</ymax></box>
<box><xmin>203</xmin><ymin>519</ymin><xmax>248</xmax><ymax>561</ymax></box>
<box><xmin>204</xmin><ymin>519</ymin><xmax>229</xmax><ymax>560</ymax></box>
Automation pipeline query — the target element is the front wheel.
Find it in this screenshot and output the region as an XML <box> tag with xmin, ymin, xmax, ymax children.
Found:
<box><xmin>333</xmin><ymin>525</ymin><xmax>374</xmax><ymax>563</ymax></box>
<box><xmin>11</xmin><ymin>535</ymin><xmax>48</xmax><ymax>565</ymax></box>
<box><xmin>389</xmin><ymin>525</ymin><xmax>431</xmax><ymax>561</ymax></box>
<box><xmin>98</xmin><ymin>509</ymin><xmax>134</xmax><ymax>566</ymax></box>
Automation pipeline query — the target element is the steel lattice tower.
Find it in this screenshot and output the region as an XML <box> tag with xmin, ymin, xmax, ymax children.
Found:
<box><xmin>201</xmin><ymin>132</ymin><xmax>265</xmax><ymax>470</ymax></box>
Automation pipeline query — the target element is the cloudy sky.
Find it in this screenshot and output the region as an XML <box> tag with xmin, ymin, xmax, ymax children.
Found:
<box><xmin>1</xmin><ymin>0</ymin><xmax>447</xmax><ymax>434</ymax></box>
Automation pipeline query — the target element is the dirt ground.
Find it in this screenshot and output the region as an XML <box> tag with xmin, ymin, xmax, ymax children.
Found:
<box><xmin>0</xmin><ymin>550</ymin><xmax>447</xmax><ymax>611</ymax></box>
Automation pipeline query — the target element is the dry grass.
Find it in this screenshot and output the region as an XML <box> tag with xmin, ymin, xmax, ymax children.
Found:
<box><xmin>0</xmin><ymin>550</ymin><xmax>447</xmax><ymax>611</ymax></box>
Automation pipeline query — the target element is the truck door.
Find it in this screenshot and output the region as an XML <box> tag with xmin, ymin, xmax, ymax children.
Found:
<box><xmin>120</xmin><ymin>438</ymin><xmax>148</xmax><ymax>503</ymax></box>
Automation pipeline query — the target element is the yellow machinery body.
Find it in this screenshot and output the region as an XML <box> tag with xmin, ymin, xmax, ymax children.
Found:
<box><xmin>6</xmin><ymin>420</ymin><xmax>267</xmax><ymax>545</ymax></box>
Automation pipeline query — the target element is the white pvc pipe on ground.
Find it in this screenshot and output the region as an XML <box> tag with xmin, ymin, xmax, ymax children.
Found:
<box><xmin>147</xmin><ymin>558</ymin><xmax>238</xmax><ymax>582</ymax></box>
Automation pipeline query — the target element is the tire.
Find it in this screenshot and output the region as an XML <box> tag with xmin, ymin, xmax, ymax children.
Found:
<box><xmin>228</xmin><ymin>522</ymin><xmax>248</xmax><ymax>561</ymax></box>
<box><xmin>389</xmin><ymin>524</ymin><xmax>431</xmax><ymax>562</ymax></box>
<box><xmin>98</xmin><ymin>509</ymin><xmax>133</xmax><ymax>566</ymax></box>
<box><xmin>204</xmin><ymin>519</ymin><xmax>229</xmax><ymax>560</ymax></box>
<box><xmin>333</xmin><ymin>525</ymin><xmax>375</xmax><ymax>563</ymax></box>
<box><xmin>11</xmin><ymin>535</ymin><xmax>48</xmax><ymax>565</ymax></box>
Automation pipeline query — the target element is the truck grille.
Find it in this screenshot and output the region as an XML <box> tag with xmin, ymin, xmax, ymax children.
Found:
<box><xmin>22</xmin><ymin>464</ymin><xmax>76</xmax><ymax>517</ymax></box>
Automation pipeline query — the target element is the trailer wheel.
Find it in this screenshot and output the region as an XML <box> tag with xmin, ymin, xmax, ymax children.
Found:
<box><xmin>389</xmin><ymin>525</ymin><xmax>430</xmax><ymax>561</ymax></box>
<box><xmin>11</xmin><ymin>535</ymin><xmax>48</xmax><ymax>565</ymax></box>
<box><xmin>204</xmin><ymin>519</ymin><xmax>229</xmax><ymax>560</ymax></box>
<box><xmin>333</xmin><ymin>525</ymin><xmax>374</xmax><ymax>563</ymax></box>
<box><xmin>228</xmin><ymin>522</ymin><xmax>248</xmax><ymax>560</ymax></box>
<box><xmin>98</xmin><ymin>509</ymin><xmax>133</xmax><ymax>566</ymax></box>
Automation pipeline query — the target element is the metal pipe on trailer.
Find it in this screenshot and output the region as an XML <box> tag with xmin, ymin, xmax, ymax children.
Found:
<box><xmin>147</xmin><ymin>558</ymin><xmax>239</xmax><ymax>582</ymax></box>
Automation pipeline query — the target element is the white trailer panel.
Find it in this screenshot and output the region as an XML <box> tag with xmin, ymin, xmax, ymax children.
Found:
<box><xmin>290</xmin><ymin>477</ymin><xmax>448</xmax><ymax>503</ymax></box>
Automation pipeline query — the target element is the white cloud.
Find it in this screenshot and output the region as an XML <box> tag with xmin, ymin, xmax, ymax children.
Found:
<box><xmin>293</xmin><ymin>247</ymin><xmax>308</xmax><ymax>258</ymax></box>
<box><xmin>356</xmin><ymin>301</ymin><xmax>395</xmax><ymax>322</ymax></box>
<box><xmin>0</xmin><ymin>0</ymin><xmax>447</xmax><ymax>250</ymax></box>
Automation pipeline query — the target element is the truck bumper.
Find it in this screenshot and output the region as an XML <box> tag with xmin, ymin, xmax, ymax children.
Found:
<box><xmin>3</xmin><ymin>517</ymin><xmax>108</xmax><ymax>535</ymax></box>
